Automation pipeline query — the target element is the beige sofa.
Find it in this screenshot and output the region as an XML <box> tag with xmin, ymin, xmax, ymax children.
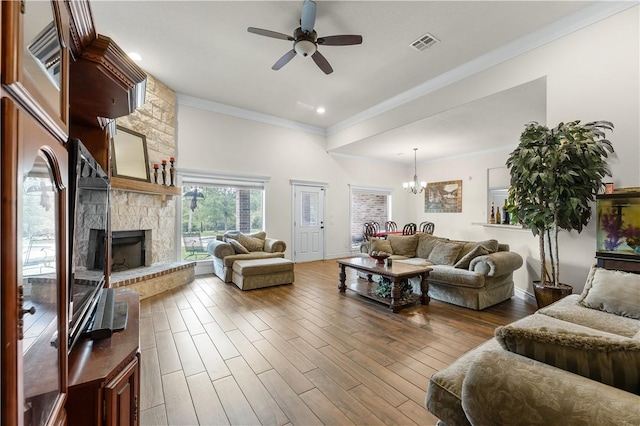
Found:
<box><xmin>207</xmin><ymin>231</ymin><xmax>286</xmax><ymax>282</ymax></box>
<box><xmin>360</xmin><ymin>233</ymin><xmax>523</xmax><ymax>310</ymax></box>
<box><xmin>426</xmin><ymin>265</ymin><xmax>640</xmax><ymax>425</ymax></box>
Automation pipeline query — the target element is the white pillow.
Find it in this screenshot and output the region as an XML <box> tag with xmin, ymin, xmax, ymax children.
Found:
<box><xmin>579</xmin><ymin>266</ymin><xmax>640</xmax><ymax>319</ymax></box>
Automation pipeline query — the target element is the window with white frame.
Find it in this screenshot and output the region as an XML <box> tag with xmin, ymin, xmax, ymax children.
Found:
<box><xmin>180</xmin><ymin>173</ymin><xmax>267</xmax><ymax>261</ymax></box>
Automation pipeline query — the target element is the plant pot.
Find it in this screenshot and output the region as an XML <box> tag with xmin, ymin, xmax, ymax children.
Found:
<box><xmin>533</xmin><ymin>281</ymin><xmax>573</xmax><ymax>309</ymax></box>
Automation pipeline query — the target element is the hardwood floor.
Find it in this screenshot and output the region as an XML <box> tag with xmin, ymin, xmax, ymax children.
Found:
<box><xmin>139</xmin><ymin>259</ymin><xmax>536</xmax><ymax>425</ymax></box>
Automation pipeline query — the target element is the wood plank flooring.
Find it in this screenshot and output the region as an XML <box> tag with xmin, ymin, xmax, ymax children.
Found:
<box><xmin>139</xmin><ymin>259</ymin><xmax>536</xmax><ymax>426</ymax></box>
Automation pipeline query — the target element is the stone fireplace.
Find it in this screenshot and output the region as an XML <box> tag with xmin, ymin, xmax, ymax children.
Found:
<box><xmin>109</xmin><ymin>190</ymin><xmax>176</xmax><ymax>265</ymax></box>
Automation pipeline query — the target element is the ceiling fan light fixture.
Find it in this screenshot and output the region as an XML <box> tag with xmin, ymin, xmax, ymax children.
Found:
<box><xmin>294</xmin><ymin>39</ymin><xmax>316</xmax><ymax>57</ymax></box>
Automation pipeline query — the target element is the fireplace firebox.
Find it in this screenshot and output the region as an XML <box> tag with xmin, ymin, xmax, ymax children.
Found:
<box><xmin>90</xmin><ymin>230</ymin><xmax>152</xmax><ymax>272</ymax></box>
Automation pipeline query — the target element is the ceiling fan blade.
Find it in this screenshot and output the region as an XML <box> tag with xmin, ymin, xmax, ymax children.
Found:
<box><xmin>311</xmin><ymin>50</ymin><xmax>333</xmax><ymax>75</ymax></box>
<box><xmin>317</xmin><ymin>35</ymin><xmax>363</xmax><ymax>46</ymax></box>
<box><xmin>248</xmin><ymin>27</ymin><xmax>294</xmax><ymax>41</ymax></box>
<box><xmin>272</xmin><ymin>49</ymin><xmax>297</xmax><ymax>70</ymax></box>
<box><xmin>300</xmin><ymin>0</ymin><xmax>316</xmax><ymax>33</ymax></box>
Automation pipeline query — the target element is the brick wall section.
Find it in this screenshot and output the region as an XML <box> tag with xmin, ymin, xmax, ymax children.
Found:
<box><xmin>112</xmin><ymin>75</ymin><xmax>177</xmax><ymax>265</ymax></box>
<box><xmin>236</xmin><ymin>189</ymin><xmax>251</xmax><ymax>232</ymax></box>
<box><xmin>351</xmin><ymin>193</ymin><xmax>388</xmax><ymax>244</ymax></box>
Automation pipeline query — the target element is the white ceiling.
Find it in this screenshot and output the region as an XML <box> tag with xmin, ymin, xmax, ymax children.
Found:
<box><xmin>91</xmin><ymin>1</ymin><xmax>617</xmax><ymax>164</ymax></box>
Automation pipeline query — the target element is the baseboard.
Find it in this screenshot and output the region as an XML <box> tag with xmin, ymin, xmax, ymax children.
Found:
<box><xmin>514</xmin><ymin>287</ymin><xmax>536</xmax><ymax>306</ymax></box>
<box><xmin>324</xmin><ymin>251</ymin><xmax>358</xmax><ymax>260</ymax></box>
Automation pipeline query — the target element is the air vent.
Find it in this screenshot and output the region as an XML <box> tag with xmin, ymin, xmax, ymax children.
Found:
<box><xmin>410</xmin><ymin>33</ymin><xmax>440</xmax><ymax>51</ymax></box>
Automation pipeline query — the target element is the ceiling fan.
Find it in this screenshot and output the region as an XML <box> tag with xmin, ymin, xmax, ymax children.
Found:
<box><xmin>247</xmin><ymin>0</ymin><xmax>362</xmax><ymax>75</ymax></box>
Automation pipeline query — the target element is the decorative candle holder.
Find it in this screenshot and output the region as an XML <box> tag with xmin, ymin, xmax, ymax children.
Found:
<box><xmin>153</xmin><ymin>163</ymin><xmax>159</xmax><ymax>184</ymax></box>
<box><xmin>169</xmin><ymin>157</ymin><xmax>176</xmax><ymax>187</ymax></box>
<box><xmin>161</xmin><ymin>160</ymin><xmax>167</xmax><ymax>186</ymax></box>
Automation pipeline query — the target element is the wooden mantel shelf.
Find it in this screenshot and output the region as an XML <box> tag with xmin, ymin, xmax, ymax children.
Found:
<box><xmin>111</xmin><ymin>177</ymin><xmax>181</xmax><ymax>196</ymax></box>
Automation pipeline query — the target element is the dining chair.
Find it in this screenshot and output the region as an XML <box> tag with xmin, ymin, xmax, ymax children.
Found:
<box><xmin>402</xmin><ymin>223</ymin><xmax>417</xmax><ymax>235</ymax></box>
<box><xmin>362</xmin><ymin>222</ymin><xmax>377</xmax><ymax>241</ymax></box>
<box><xmin>385</xmin><ymin>221</ymin><xmax>397</xmax><ymax>232</ymax></box>
<box><xmin>419</xmin><ymin>221</ymin><xmax>435</xmax><ymax>235</ymax></box>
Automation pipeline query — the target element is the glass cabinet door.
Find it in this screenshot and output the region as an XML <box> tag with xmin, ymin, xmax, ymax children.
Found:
<box><xmin>21</xmin><ymin>150</ymin><xmax>64</xmax><ymax>426</ymax></box>
<box><xmin>4</xmin><ymin>0</ymin><xmax>69</xmax><ymax>130</ymax></box>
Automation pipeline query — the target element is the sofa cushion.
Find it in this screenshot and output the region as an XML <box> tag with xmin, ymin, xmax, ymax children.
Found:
<box><xmin>428</xmin><ymin>265</ymin><xmax>486</xmax><ymax>288</ymax></box>
<box><xmin>454</xmin><ymin>245</ymin><xmax>490</xmax><ymax>269</ymax></box>
<box><xmin>237</xmin><ymin>233</ymin><xmax>266</xmax><ymax>252</ymax></box>
<box><xmin>226</xmin><ymin>238</ymin><xmax>249</xmax><ymax>254</ymax></box>
<box><xmin>495</xmin><ymin>314</ymin><xmax>640</xmax><ymax>394</ymax></box>
<box><xmin>370</xmin><ymin>238</ymin><xmax>393</xmax><ymax>255</ymax></box>
<box><xmin>415</xmin><ymin>233</ymin><xmax>446</xmax><ymax>258</ymax></box>
<box><xmin>387</xmin><ymin>234</ymin><xmax>419</xmax><ymax>257</ymax></box>
<box><xmin>428</xmin><ymin>241</ymin><xmax>464</xmax><ymax>265</ymax></box>
<box><xmin>538</xmin><ymin>295</ymin><xmax>640</xmax><ymax>338</ymax></box>
<box><xmin>579</xmin><ymin>266</ymin><xmax>640</xmax><ymax>319</ymax></box>
<box><xmin>223</xmin><ymin>252</ymin><xmax>284</xmax><ymax>268</ymax></box>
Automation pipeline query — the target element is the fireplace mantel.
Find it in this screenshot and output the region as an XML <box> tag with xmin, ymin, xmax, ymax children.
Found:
<box><xmin>111</xmin><ymin>176</ymin><xmax>181</xmax><ymax>197</ymax></box>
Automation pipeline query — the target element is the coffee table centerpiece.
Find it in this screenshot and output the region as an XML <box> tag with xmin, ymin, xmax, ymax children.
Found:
<box><xmin>369</xmin><ymin>251</ymin><xmax>390</xmax><ymax>264</ymax></box>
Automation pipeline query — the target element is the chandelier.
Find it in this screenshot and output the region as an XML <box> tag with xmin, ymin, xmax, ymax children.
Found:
<box><xmin>403</xmin><ymin>148</ymin><xmax>426</xmax><ymax>194</ymax></box>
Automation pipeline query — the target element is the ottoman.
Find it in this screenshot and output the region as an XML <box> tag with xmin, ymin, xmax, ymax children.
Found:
<box><xmin>232</xmin><ymin>258</ymin><xmax>294</xmax><ymax>290</ymax></box>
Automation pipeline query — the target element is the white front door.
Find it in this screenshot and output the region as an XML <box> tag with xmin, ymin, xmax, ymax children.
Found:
<box><xmin>293</xmin><ymin>185</ymin><xmax>325</xmax><ymax>262</ymax></box>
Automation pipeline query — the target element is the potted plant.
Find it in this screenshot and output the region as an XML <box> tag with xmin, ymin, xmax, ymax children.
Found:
<box><xmin>506</xmin><ymin>120</ymin><xmax>614</xmax><ymax>308</ymax></box>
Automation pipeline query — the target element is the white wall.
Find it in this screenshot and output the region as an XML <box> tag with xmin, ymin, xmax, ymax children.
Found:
<box><xmin>176</xmin><ymin>6</ymin><xmax>639</xmax><ymax>297</ymax></box>
<box><xmin>403</xmin><ymin>6</ymin><xmax>639</xmax><ymax>295</ymax></box>
<box><xmin>176</xmin><ymin>105</ymin><xmax>413</xmax><ymax>260</ymax></box>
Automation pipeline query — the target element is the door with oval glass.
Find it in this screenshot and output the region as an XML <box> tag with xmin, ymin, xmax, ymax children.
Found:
<box><xmin>293</xmin><ymin>185</ymin><xmax>325</xmax><ymax>262</ymax></box>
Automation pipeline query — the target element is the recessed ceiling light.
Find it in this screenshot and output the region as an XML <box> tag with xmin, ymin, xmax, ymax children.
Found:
<box><xmin>128</xmin><ymin>52</ymin><xmax>143</xmax><ymax>62</ymax></box>
<box><xmin>316</xmin><ymin>107</ymin><xmax>325</xmax><ymax>114</ymax></box>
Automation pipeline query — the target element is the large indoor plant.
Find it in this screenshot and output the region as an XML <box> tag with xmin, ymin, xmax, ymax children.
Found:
<box><xmin>506</xmin><ymin>120</ymin><xmax>614</xmax><ymax>307</ymax></box>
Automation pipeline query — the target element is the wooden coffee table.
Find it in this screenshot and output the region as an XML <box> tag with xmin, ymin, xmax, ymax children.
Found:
<box><xmin>337</xmin><ymin>257</ymin><xmax>432</xmax><ymax>312</ymax></box>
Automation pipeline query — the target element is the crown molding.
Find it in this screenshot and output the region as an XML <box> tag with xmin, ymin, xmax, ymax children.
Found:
<box><xmin>177</xmin><ymin>94</ymin><xmax>326</xmax><ymax>136</ymax></box>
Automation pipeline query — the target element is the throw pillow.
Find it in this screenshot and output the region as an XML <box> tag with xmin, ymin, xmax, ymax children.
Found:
<box><xmin>387</xmin><ymin>234</ymin><xmax>419</xmax><ymax>257</ymax></box>
<box><xmin>454</xmin><ymin>239</ymin><xmax>499</xmax><ymax>260</ymax></box>
<box><xmin>370</xmin><ymin>238</ymin><xmax>393</xmax><ymax>255</ymax></box>
<box><xmin>495</xmin><ymin>314</ymin><xmax>640</xmax><ymax>394</ymax></box>
<box><xmin>415</xmin><ymin>234</ymin><xmax>446</xmax><ymax>258</ymax></box>
<box><xmin>237</xmin><ymin>233</ymin><xmax>265</xmax><ymax>252</ymax></box>
<box><xmin>249</xmin><ymin>231</ymin><xmax>266</xmax><ymax>240</ymax></box>
<box><xmin>226</xmin><ymin>238</ymin><xmax>249</xmax><ymax>254</ymax></box>
<box><xmin>579</xmin><ymin>266</ymin><xmax>640</xmax><ymax>320</ymax></box>
<box><xmin>427</xmin><ymin>241</ymin><xmax>464</xmax><ymax>265</ymax></box>
<box><xmin>477</xmin><ymin>239</ymin><xmax>499</xmax><ymax>253</ymax></box>
<box><xmin>454</xmin><ymin>245</ymin><xmax>490</xmax><ymax>269</ymax></box>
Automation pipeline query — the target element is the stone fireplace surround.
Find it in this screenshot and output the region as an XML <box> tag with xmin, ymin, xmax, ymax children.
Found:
<box><xmin>109</xmin><ymin>189</ymin><xmax>194</xmax><ymax>299</ymax></box>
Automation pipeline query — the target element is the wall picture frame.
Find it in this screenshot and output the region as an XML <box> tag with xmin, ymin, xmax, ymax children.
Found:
<box><xmin>111</xmin><ymin>126</ymin><xmax>151</xmax><ymax>182</ymax></box>
<box><xmin>425</xmin><ymin>180</ymin><xmax>462</xmax><ymax>213</ymax></box>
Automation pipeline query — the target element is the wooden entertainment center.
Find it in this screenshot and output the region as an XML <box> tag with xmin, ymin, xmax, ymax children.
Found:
<box><xmin>1</xmin><ymin>1</ymin><xmax>146</xmax><ymax>424</ymax></box>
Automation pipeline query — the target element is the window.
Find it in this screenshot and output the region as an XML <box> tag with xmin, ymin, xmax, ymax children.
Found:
<box><xmin>349</xmin><ymin>185</ymin><xmax>392</xmax><ymax>249</ymax></box>
<box><xmin>180</xmin><ymin>173</ymin><xmax>267</xmax><ymax>261</ymax></box>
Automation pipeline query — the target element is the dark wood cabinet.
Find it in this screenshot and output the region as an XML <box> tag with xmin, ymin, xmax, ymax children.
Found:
<box><xmin>105</xmin><ymin>356</ymin><xmax>140</xmax><ymax>426</ymax></box>
<box><xmin>2</xmin><ymin>1</ymin><xmax>145</xmax><ymax>424</ymax></box>
<box><xmin>67</xmin><ymin>290</ymin><xmax>140</xmax><ymax>426</ymax></box>
<box><xmin>2</xmin><ymin>1</ymin><xmax>70</xmax><ymax>424</ymax></box>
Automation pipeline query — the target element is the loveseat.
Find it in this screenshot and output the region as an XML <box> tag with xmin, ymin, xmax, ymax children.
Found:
<box><xmin>207</xmin><ymin>231</ymin><xmax>287</xmax><ymax>282</ymax></box>
<box><xmin>360</xmin><ymin>233</ymin><xmax>523</xmax><ymax>310</ymax></box>
<box><xmin>425</xmin><ymin>265</ymin><xmax>640</xmax><ymax>425</ymax></box>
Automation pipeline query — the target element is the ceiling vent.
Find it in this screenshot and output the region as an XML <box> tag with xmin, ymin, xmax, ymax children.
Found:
<box><xmin>410</xmin><ymin>33</ymin><xmax>440</xmax><ymax>51</ymax></box>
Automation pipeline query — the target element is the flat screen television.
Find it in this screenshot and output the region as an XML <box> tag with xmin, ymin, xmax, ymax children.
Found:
<box><xmin>68</xmin><ymin>138</ymin><xmax>110</xmax><ymax>351</ymax></box>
